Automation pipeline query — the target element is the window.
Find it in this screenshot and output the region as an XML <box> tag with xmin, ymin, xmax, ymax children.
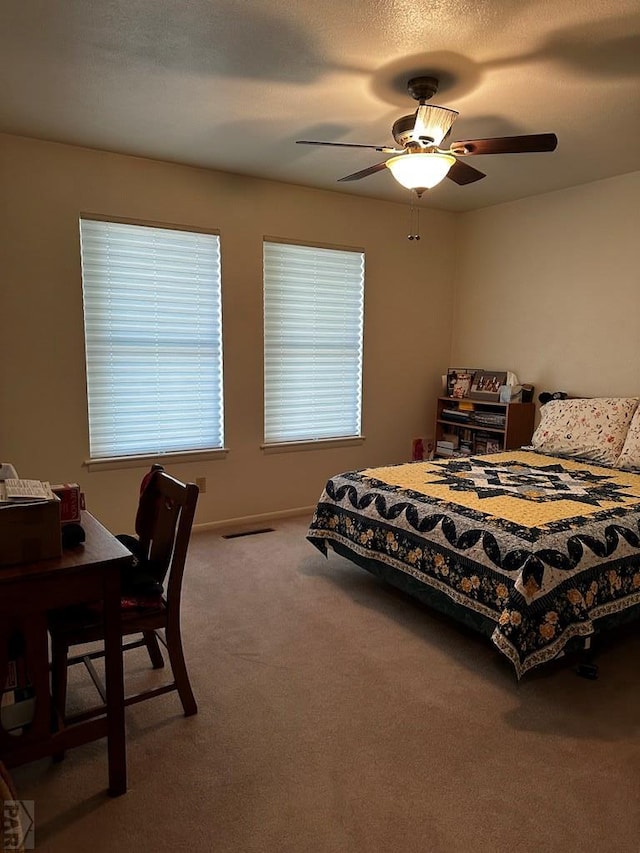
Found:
<box><xmin>263</xmin><ymin>240</ymin><xmax>364</xmax><ymax>444</ymax></box>
<box><xmin>80</xmin><ymin>219</ymin><xmax>223</xmax><ymax>460</ymax></box>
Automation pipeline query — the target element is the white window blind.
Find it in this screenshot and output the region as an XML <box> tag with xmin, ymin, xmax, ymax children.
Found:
<box><xmin>80</xmin><ymin>219</ymin><xmax>224</xmax><ymax>459</ymax></box>
<box><xmin>263</xmin><ymin>241</ymin><xmax>364</xmax><ymax>444</ymax></box>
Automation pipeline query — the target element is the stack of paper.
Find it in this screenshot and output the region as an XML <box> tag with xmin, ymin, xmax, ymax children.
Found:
<box><xmin>0</xmin><ymin>479</ymin><xmax>57</xmax><ymax>504</ymax></box>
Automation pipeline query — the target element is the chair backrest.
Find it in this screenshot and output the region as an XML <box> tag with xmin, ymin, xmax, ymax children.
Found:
<box><xmin>136</xmin><ymin>465</ymin><xmax>199</xmax><ymax>604</ymax></box>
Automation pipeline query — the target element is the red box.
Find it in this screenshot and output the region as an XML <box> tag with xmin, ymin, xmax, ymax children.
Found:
<box><xmin>51</xmin><ymin>483</ymin><xmax>82</xmax><ymax>524</ymax></box>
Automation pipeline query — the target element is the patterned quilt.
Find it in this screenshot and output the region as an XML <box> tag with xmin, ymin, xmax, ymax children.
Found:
<box><xmin>307</xmin><ymin>450</ymin><xmax>640</xmax><ymax>676</ymax></box>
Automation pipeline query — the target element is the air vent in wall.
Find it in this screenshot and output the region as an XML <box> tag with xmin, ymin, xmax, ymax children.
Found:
<box><xmin>221</xmin><ymin>527</ymin><xmax>275</xmax><ymax>540</ymax></box>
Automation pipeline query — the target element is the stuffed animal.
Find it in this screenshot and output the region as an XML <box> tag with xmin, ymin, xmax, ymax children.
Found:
<box><xmin>538</xmin><ymin>391</ymin><xmax>568</xmax><ymax>405</ymax></box>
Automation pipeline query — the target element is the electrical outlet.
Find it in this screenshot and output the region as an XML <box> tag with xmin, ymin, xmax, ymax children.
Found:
<box><xmin>195</xmin><ymin>477</ymin><xmax>207</xmax><ymax>493</ymax></box>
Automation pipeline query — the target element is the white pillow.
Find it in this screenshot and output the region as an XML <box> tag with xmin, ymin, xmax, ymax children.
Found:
<box><xmin>531</xmin><ymin>397</ymin><xmax>639</xmax><ymax>466</ymax></box>
<box><xmin>615</xmin><ymin>404</ymin><xmax>640</xmax><ymax>469</ymax></box>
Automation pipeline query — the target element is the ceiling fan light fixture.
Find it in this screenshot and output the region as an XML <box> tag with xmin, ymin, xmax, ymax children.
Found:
<box><xmin>413</xmin><ymin>104</ymin><xmax>459</xmax><ymax>146</ymax></box>
<box><xmin>385</xmin><ymin>152</ymin><xmax>456</xmax><ymax>193</ymax></box>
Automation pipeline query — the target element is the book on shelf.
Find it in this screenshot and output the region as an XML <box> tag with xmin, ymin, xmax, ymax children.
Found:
<box><xmin>473</xmin><ymin>431</ymin><xmax>493</xmax><ymax>454</ymax></box>
<box><xmin>440</xmin><ymin>433</ymin><xmax>460</xmax><ymax>449</ymax></box>
<box><xmin>436</xmin><ymin>444</ymin><xmax>456</xmax><ymax>456</ymax></box>
<box><xmin>441</xmin><ymin>408</ymin><xmax>471</xmax><ymax>423</ymax></box>
<box><xmin>473</xmin><ymin>412</ymin><xmax>506</xmax><ymax>428</ymax></box>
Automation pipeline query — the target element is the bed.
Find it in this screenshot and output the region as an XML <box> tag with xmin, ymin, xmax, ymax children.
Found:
<box><xmin>307</xmin><ymin>397</ymin><xmax>640</xmax><ymax>677</ymax></box>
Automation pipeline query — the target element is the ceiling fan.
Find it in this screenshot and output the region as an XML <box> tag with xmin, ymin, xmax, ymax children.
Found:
<box><xmin>297</xmin><ymin>76</ymin><xmax>558</xmax><ymax>197</ymax></box>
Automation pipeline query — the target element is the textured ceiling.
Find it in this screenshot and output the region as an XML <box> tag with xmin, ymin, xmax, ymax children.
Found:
<box><xmin>1</xmin><ymin>0</ymin><xmax>639</xmax><ymax>211</ymax></box>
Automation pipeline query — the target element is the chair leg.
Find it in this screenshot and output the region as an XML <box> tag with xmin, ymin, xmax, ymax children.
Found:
<box><xmin>165</xmin><ymin>624</ymin><xmax>197</xmax><ymax>716</ymax></box>
<box><xmin>50</xmin><ymin>634</ymin><xmax>70</xmax><ymax>762</ymax></box>
<box><xmin>143</xmin><ymin>631</ymin><xmax>165</xmax><ymax>669</ymax></box>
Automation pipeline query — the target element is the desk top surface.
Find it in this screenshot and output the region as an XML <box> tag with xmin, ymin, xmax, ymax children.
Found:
<box><xmin>0</xmin><ymin>511</ymin><xmax>131</xmax><ymax>582</ymax></box>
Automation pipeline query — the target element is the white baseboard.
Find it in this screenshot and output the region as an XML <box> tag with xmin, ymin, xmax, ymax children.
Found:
<box><xmin>193</xmin><ymin>505</ymin><xmax>316</xmax><ymax>534</ymax></box>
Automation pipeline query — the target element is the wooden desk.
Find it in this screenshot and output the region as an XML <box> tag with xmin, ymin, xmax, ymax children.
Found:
<box><xmin>0</xmin><ymin>512</ymin><xmax>131</xmax><ymax>796</ymax></box>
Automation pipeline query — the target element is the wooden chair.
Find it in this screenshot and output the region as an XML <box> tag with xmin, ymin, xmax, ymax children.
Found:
<box><xmin>49</xmin><ymin>466</ymin><xmax>200</xmax><ymax>723</ymax></box>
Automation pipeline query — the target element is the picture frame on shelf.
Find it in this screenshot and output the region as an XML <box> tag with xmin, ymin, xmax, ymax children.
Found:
<box><xmin>470</xmin><ymin>370</ymin><xmax>507</xmax><ymax>401</ymax></box>
<box><xmin>451</xmin><ymin>372</ymin><xmax>475</xmax><ymax>399</ymax></box>
<box><xmin>446</xmin><ymin>367</ymin><xmax>479</xmax><ymax>398</ymax></box>
<box><xmin>486</xmin><ymin>438</ymin><xmax>503</xmax><ymax>454</ymax></box>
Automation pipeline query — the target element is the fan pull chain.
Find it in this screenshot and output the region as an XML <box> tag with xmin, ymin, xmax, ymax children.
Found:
<box><xmin>407</xmin><ymin>192</ymin><xmax>421</xmax><ymax>241</ymax></box>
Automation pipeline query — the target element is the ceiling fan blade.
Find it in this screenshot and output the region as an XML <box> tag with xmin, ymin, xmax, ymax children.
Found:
<box><xmin>450</xmin><ymin>133</ymin><xmax>558</xmax><ymax>156</ymax></box>
<box><xmin>447</xmin><ymin>159</ymin><xmax>486</xmax><ymax>185</ymax></box>
<box><xmin>296</xmin><ymin>140</ymin><xmax>402</xmax><ymax>154</ymax></box>
<box><xmin>337</xmin><ymin>161</ymin><xmax>389</xmax><ymax>182</ymax></box>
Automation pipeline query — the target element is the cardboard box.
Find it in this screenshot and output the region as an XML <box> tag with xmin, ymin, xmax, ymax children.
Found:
<box><xmin>0</xmin><ymin>498</ymin><xmax>62</xmax><ymax>566</ymax></box>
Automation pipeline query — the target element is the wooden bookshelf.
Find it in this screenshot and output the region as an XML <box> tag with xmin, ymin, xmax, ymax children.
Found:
<box><xmin>434</xmin><ymin>396</ymin><xmax>535</xmax><ymax>458</ymax></box>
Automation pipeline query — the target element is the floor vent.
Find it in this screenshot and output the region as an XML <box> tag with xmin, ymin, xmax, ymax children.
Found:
<box><xmin>222</xmin><ymin>527</ymin><xmax>275</xmax><ymax>539</ymax></box>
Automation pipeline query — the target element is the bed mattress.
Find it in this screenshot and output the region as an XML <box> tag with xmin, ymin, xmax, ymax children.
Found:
<box><xmin>308</xmin><ymin>450</ymin><xmax>640</xmax><ymax>676</ymax></box>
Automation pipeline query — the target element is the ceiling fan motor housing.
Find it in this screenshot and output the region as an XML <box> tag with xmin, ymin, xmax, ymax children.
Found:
<box><xmin>407</xmin><ymin>76</ymin><xmax>439</xmax><ymax>103</ymax></box>
<box><xmin>392</xmin><ymin>115</ymin><xmax>421</xmax><ymax>148</ymax></box>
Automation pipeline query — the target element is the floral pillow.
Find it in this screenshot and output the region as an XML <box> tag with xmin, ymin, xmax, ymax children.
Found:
<box><xmin>531</xmin><ymin>397</ymin><xmax>639</xmax><ymax>466</ymax></box>
<box><xmin>615</xmin><ymin>405</ymin><xmax>640</xmax><ymax>469</ymax></box>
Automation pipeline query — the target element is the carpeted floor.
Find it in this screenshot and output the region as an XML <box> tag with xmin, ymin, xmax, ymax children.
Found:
<box><xmin>10</xmin><ymin>515</ymin><xmax>640</xmax><ymax>852</ymax></box>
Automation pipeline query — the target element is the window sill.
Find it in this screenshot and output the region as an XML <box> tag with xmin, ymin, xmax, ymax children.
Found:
<box><xmin>261</xmin><ymin>436</ymin><xmax>365</xmax><ymax>454</ymax></box>
<box><xmin>84</xmin><ymin>448</ymin><xmax>229</xmax><ymax>473</ymax></box>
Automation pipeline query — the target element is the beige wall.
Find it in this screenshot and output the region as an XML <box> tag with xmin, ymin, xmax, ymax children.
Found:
<box><xmin>451</xmin><ymin>171</ymin><xmax>640</xmax><ymax>401</ymax></box>
<box><xmin>0</xmin><ymin>133</ymin><xmax>456</xmax><ymax>531</ymax></box>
